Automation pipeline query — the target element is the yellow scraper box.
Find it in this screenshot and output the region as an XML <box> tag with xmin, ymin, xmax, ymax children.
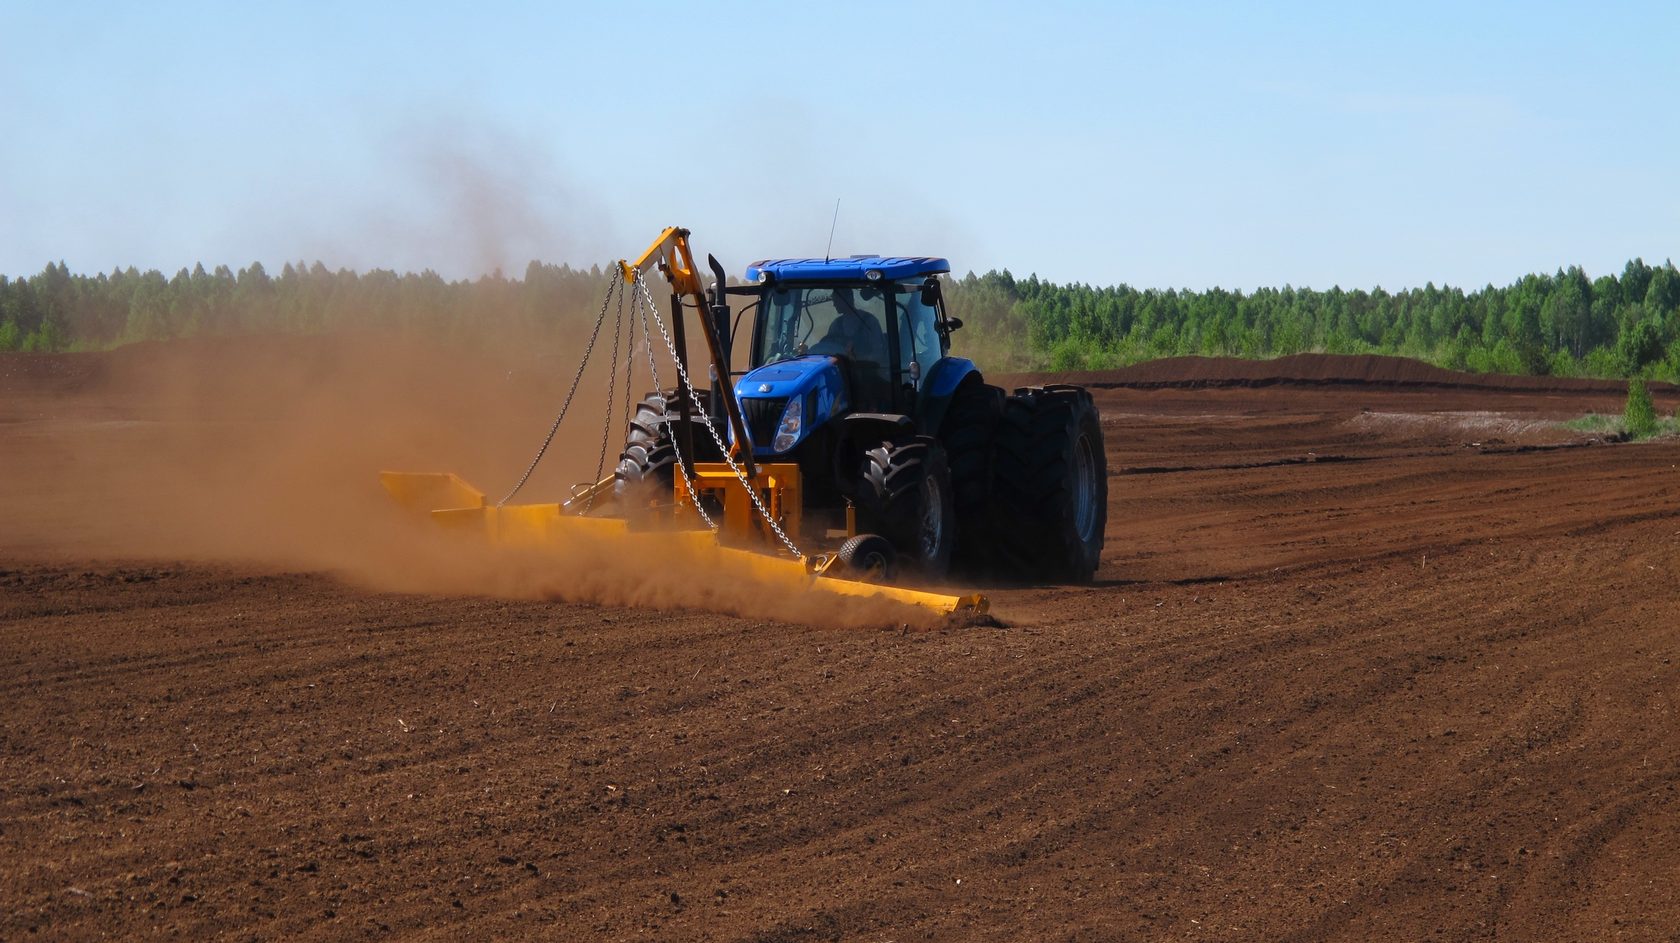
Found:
<box><xmin>379</xmin><ymin>470</ymin><xmax>987</xmax><ymax>616</ymax></box>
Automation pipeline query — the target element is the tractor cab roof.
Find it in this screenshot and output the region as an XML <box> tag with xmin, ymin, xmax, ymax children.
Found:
<box><xmin>744</xmin><ymin>255</ymin><xmax>950</xmax><ymax>284</ymax></box>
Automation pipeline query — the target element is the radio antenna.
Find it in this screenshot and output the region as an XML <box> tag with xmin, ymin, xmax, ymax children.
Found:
<box><xmin>824</xmin><ymin>198</ymin><xmax>841</xmax><ymax>262</ymax></box>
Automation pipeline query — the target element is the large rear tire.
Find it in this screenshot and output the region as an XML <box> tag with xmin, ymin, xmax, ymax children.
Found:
<box><xmin>856</xmin><ymin>436</ymin><xmax>955</xmax><ymax>579</ymax></box>
<box><xmin>937</xmin><ymin>375</ymin><xmax>1005</xmax><ymax>570</ymax></box>
<box><xmin>614</xmin><ymin>389</ymin><xmax>720</xmax><ymax>508</ymax></box>
<box><xmin>991</xmin><ymin>385</ymin><xmax>1107</xmax><ymax>582</ymax></box>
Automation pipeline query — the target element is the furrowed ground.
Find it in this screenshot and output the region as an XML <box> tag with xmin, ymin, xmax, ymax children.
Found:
<box><xmin>2</xmin><ymin>341</ymin><xmax>1678</xmax><ymax>941</ymax></box>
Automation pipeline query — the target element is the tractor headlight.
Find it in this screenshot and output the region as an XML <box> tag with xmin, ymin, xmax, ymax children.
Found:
<box><xmin>771</xmin><ymin>396</ymin><xmax>802</xmax><ymax>453</ymax></box>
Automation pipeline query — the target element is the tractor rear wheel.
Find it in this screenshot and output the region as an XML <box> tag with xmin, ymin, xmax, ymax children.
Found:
<box><xmin>614</xmin><ymin>389</ymin><xmax>721</xmax><ymax>508</ymax></box>
<box><xmin>991</xmin><ymin>385</ymin><xmax>1107</xmax><ymax>582</ymax></box>
<box><xmin>937</xmin><ymin>375</ymin><xmax>1004</xmax><ymax>569</ymax></box>
<box><xmin>856</xmin><ymin>436</ymin><xmax>955</xmax><ymax>579</ymax></box>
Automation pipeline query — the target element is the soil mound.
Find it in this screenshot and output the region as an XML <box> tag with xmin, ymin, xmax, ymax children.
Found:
<box><xmin>1009</xmin><ymin>352</ymin><xmax>1674</xmax><ymax>395</ymax></box>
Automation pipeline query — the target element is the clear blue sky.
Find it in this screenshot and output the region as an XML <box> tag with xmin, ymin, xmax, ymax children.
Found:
<box><xmin>2</xmin><ymin>1</ymin><xmax>1675</xmax><ymax>290</ymax></box>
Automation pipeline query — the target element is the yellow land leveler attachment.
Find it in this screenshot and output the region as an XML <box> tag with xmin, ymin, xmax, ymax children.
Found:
<box><xmin>379</xmin><ymin>227</ymin><xmax>989</xmax><ymax>617</ymax></box>
<box><xmin>377</xmin><ymin>469</ymin><xmax>987</xmax><ymax>615</ymax></box>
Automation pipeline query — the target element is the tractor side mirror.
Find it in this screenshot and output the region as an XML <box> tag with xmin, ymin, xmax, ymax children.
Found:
<box><xmin>943</xmin><ymin>317</ymin><xmax>964</xmax><ymax>333</ymax></box>
<box><xmin>920</xmin><ymin>279</ymin><xmax>941</xmax><ymax>307</ymax></box>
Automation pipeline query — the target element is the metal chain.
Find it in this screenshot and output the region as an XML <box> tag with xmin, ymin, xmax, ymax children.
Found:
<box><xmin>498</xmin><ymin>266</ymin><xmax>624</xmax><ymax>507</ymax></box>
<box><xmin>634</xmin><ymin>276</ymin><xmax>805</xmax><ymax>559</ymax></box>
<box><xmin>631</xmin><ymin>282</ymin><xmax>719</xmax><ymax>532</ymax></box>
<box><xmin>583</xmin><ymin>276</ymin><xmax>628</xmax><ymax>512</ymax></box>
<box><xmin>621</xmin><ymin>280</ymin><xmax>638</xmax><ymax>444</ymax></box>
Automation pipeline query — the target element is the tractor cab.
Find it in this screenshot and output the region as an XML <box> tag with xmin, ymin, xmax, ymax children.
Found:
<box><xmin>731</xmin><ymin>256</ymin><xmax>964</xmax><ymax>459</ymax></box>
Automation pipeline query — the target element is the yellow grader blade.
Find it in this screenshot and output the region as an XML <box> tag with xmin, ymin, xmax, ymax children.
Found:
<box><xmin>377</xmin><ymin>471</ymin><xmax>987</xmax><ymax>616</ymax></box>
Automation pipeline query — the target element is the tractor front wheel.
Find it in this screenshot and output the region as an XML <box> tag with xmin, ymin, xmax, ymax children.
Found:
<box><xmin>856</xmin><ymin>437</ymin><xmax>955</xmax><ymax>579</ymax></box>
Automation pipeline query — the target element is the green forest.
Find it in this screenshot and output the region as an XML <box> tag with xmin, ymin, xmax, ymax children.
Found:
<box><xmin>3</xmin><ymin>257</ymin><xmax>1680</xmax><ymax>381</ymax></box>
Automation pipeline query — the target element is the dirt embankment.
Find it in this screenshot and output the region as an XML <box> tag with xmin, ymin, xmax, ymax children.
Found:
<box><xmin>1010</xmin><ymin>351</ymin><xmax>1679</xmax><ymax>397</ymax></box>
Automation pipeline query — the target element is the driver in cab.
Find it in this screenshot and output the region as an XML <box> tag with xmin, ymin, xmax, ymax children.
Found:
<box><xmin>809</xmin><ymin>286</ymin><xmax>888</xmax><ymax>366</ymax></box>
<box><xmin>810</xmin><ymin>286</ymin><xmax>892</xmax><ymax>409</ymax></box>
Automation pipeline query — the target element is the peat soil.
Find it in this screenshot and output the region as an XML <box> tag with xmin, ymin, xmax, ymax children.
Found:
<box><xmin>3</xmin><ymin>344</ymin><xmax>1679</xmax><ymax>941</ymax></box>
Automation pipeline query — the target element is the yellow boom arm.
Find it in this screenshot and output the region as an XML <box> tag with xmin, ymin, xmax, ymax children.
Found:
<box><xmin>617</xmin><ymin>227</ymin><xmax>755</xmax><ymax>477</ymax></box>
<box><xmin>618</xmin><ymin>226</ymin><xmax>704</xmax><ymax>294</ymax></box>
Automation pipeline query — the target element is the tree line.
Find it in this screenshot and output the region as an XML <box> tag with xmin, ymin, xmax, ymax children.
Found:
<box><xmin>0</xmin><ymin>260</ymin><xmax>614</xmax><ymax>354</ymax></box>
<box><xmin>943</xmin><ymin>259</ymin><xmax>1680</xmax><ymax>381</ymax></box>
<box><xmin>4</xmin><ymin>257</ymin><xmax>1679</xmax><ymax>380</ymax></box>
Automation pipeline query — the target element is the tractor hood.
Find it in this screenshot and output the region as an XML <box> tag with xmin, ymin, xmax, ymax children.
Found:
<box><xmin>733</xmin><ymin>356</ymin><xmax>849</xmax><ymax>455</ymax></box>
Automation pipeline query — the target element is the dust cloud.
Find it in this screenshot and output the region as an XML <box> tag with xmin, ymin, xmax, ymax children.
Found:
<box><xmin>251</xmin><ymin>117</ymin><xmax>621</xmax><ymax>281</ymax></box>
<box><xmin>0</xmin><ymin>332</ymin><xmax>936</xmax><ymax>629</ymax></box>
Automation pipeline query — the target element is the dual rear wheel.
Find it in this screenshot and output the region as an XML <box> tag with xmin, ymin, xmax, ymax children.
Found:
<box><xmin>849</xmin><ymin>382</ymin><xmax>1106</xmax><ymax>584</ymax></box>
<box><xmin>989</xmin><ymin>385</ymin><xmax>1107</xmax><ymax>583</ymax></box>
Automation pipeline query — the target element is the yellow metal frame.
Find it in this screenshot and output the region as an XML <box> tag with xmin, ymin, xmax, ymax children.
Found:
<box><xmin>677</xmin><ymin>462</ymin><xmax>802</xmax><ymax>545</ymax></box>
<box><xmin>379</xmin><ymin>470</ymin><xmax>987</xmax><ymax>616</ymax></box>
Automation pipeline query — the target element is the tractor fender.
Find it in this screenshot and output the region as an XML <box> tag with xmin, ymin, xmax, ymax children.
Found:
<box><xmin>915</xmin><ymin>357</ymin><xmax>981</xmax><ymax>434</ymax></box>
<box><xmin>838</xmin><ymin>412</ymin><xmax>914</xmax><ymax>441</ymax></box>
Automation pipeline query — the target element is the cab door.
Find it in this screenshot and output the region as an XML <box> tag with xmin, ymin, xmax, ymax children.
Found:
<box><xmin>891</xmin><ymin>282</ymin><xmax>943</xmax><ymax>410</ymax></box>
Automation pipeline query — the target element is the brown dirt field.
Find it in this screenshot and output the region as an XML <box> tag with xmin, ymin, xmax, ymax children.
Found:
<box><xmin>3</xmin><ymin>342</ymin><xmax>1679</xmax><ymax>941</ymax></box>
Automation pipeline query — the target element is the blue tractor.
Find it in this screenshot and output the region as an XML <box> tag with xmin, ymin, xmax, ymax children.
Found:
<box><xmin>614</xmin><ymin>248</ymin><xmax>1106</xmax><ymax>582</ymax></box>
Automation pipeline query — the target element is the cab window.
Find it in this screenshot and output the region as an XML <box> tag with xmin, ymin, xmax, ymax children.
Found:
<box><xmin>756</xmin><ymin>285</ymin><xmax>890</xmax><ymax>368</ymax></box>
<box><xmin>756</xmin><ymin>284</ymin><xmax>894</xmax><ymax>409</ymax></box>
